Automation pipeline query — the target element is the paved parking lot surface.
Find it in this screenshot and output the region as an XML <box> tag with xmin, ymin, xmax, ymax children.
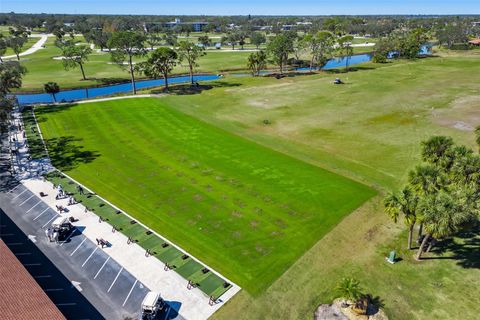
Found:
<box><xmin>1</xmin><ymin>182</ymin><xmax>184</xmax><ymax>320</ymax></box>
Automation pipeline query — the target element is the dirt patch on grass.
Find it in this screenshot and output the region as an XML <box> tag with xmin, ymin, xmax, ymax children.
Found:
<box><xmin>432</xmin><ymin>95</ymin><xmax>480</xmax><ymax>132</ymax></box>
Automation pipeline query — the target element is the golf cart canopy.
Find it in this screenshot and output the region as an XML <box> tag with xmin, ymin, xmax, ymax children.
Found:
<box><xmin>51</xmin><ymin>217</ymin><xmax>68</xmax><ymax>228</ymax></box>
<box><xmin>142</xmin><ymin>292</ymin><xmax>160</xmax><ymax>311</ymax></box>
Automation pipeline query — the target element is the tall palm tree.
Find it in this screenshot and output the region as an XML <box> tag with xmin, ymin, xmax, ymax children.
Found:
<box><xmin>416</xmin><ymin>191</ymin><xmax>471</xmax><ymax>260</ymax></box>
<box><xmin>421</xmin><ymin>136</ymin><xmax>454</xmax><ymax>165</ymax></box>
<box><xmin>44</xmin><ymin>82</ymin><xmax>60</xmax><ymax>103</ymax></box>
<box><xmin>384</xmin><ymin>187</ymin><xmax>419</xmax><ymax>249</ymax></box>
<box><xmin>408</xmin><ymin>165</ymin><xmax>443</xmax><ymax>240</ymax></box>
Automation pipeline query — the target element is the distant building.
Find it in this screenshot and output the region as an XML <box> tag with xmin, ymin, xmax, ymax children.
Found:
<box><xmin>146</xmin><ymin>18</ymin><xmax>210</xmax><ymax>32</ymax></box>
<box><xmin>472</xmin><ymin>22</ymin><xmax>480</xmax><ymax>27</ymax></box>
<box><xmin>282</xmin><ymin>25</ymin><xmax>294</xmax><ymax>31</ymax></box>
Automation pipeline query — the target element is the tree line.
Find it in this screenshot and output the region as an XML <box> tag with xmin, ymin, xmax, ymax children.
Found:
<box><xmin>384</xmin><ymin>133</ymin><xmax>480</xmax><ymax>260</ymax></box>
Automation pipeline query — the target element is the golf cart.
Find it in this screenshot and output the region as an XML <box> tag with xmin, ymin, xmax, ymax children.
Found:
<box><xmin>46</xmin><ymin>217</ymin><xmax>73</xmax><ymax>243</ymax></box>
<box><xmin>141</xmin><ymin>292</ymin><xmax>165</xmax><ymax>320</ymax></box>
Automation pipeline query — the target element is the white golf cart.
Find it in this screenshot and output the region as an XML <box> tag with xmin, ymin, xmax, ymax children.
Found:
<box><xmin>46</xmin><ymin>217</ymin><xmax>73</xmax><ymax>243</ymax></box>
<box><xmin>140</xmin><ymin>291</ymin><xmax>165</xmax><ymax>320</ymax></box>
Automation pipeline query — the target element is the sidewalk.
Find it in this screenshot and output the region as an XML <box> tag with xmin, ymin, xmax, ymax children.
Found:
<box><xmin>8</xmin><ymin>106</ymin><xmax>241</xmax><ymax>320</ymax></box>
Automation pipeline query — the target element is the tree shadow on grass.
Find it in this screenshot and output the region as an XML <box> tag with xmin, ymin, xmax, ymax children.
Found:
<box><xmin>33</xmin><ymin>104</ymin><xmax>78</xmax><ymax>122</ymax></box>
<box><xmin>150</xmin><ymin>81</ymin><xmax>241</xmax><ymax>96</ymax></box>
<box><xmin>425</xmin><ymin>228</ymin><xmax>480</xmax><ymax>269</ymax></box>
<box><xmin>45</xmin><ymin>136</ymin><xmax>100</xmax><ymax>171</ymax></box>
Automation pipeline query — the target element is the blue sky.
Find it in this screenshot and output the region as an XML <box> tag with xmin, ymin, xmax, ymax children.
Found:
<box><xmin>1</xmin><ymin>0</ymin><xmax>479</xmax><ymax>15</ymax></box>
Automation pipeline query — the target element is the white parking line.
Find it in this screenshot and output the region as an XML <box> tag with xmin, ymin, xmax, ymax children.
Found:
<box><xmin>82</xmin><ymin>247</ymin><xmax>98</xmax><ymax>267</ymax></box>
<box><xmin>26</xmin><ymin>201</ymin><xmax>42</xmax><ymax>213</ymax></box>
<box><xmin>18</xmin><ymin>194</ymin><xmax>35</xmax><ymax>206</ymax></box>
<box><xmin>34</xmin><ymin>275</ymin><xmax>52</xmax><ymax>279</ymax></box>
<box><xmin>107</xmin><ymin>267</ymin><xmax>123</xmax><ymax>292</ymax></box>
<box><xmin>11</xmin><ymin>189</ymin><xmax>27</xmax><ymax>199</ymax></box>
<box><xmin>94</xmin><ymin>256</ymin><xmax>110</xmax><ymax>279</ymax></box>
<box><xmin>56</xmin><ymin>303</ymin><xmax>77</xmax><ymax>306</ymax></box>
<box><xmin>42</xmin><ymin>215</ymin><xmax>58</xmax><ymax>228</ymax></box>
<box><xmin>14</xmin><ymin>252</ymin><xmax>31</xmax><ymax>256</ymax></box>
<box><xmin>23</xmin><ymin>263</ymin><xmax>41</xmax><ymax>266</ymax></box>
<box><xmin>70</xmin><ymin>238</ymin><xmax>87</xmax><ymax>256</ymax></box>
<box><xmin>5</xmin><ymin>242</ymin><xmax>23</xmax><ymax>246</ymax></box>
<box><xmin>33</xmin><ymin>207</ymin><xmax>50</xmax><ymax>221</ymax></box>
<box><xmin>122</xmin><ymin>279</ymin><xmax>138</xmax><ymax>307</ymax></box>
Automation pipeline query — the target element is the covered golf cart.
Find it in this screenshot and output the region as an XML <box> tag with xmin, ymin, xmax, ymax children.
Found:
<box><xmin>141</xmin><ymin>291</ymin><xmax>165</xmax><ymax>320</ymax></box>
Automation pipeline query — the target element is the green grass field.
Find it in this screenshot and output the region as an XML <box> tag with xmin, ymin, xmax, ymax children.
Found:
<box><xmin>35</xmin><ymin>98</ymin><xmax>375</xmax><ymax>294</ymax></box>
<box><xmin>28</xmin><ymin>49</ymin><xmax>480</xmax><ymax>319</ymax></box>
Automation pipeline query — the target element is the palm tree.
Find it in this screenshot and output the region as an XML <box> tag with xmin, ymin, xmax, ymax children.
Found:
<box><xmin>384</xmin><ymin>187</ymin><xmax>419</xmax><ymax>249</ymax></box>
<box><xmin>421</xmin><ymin>136</ymin><xmax>454</xmax><ymax>166</ymax></box>
<box><xmin>247</xmin><ymin>51</ymin><xmax>267</xmax><ymax>76</ymax></box>
<box><xmin>416</xmin><ymin>191</ymin><xmax>472</xmax><ymax>260</ymax></box>
<box><xmin>336</xmin><ymin>277</ymin><xmax>363</xmax><ymax>304</ymax></box>
<box><xmin>44</xmin><ymin>82</ymin><xmax>60</xmax><ymax>103</ymax></box>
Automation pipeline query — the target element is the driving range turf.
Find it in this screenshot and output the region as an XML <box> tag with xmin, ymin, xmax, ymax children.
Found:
<box><xmin>35</xmin><ymin>97</ymin><xmax>376</xmax><ymax>294</ymax></box>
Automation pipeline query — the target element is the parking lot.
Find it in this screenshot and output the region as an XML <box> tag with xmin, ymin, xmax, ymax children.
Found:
<box><xmin>1</xmin><ymin>182</ymin><xmax>183</xmax><ymax>320</ymax></box>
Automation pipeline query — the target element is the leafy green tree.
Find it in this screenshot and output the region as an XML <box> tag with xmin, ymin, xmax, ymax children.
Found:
<box><xmin>163</xmin><ymin>33</ymin><xmax>178</xmax><ymax>46</ymax></box>
<box><xmin>267</xmin><ymin>34</ymin><xmax>294</xmax><ymax>74</ymax></box>
<box><xmin>336</xmin><ymin>277</ymin><xmax>363</xmax><ymax>303</ymax></box>
<box><xmin>8</xmin><ymin>36</ymin><xmax>28</xmax><ymax>61</ymax></box>
<box><xmin>146</xmin><ymin>33</ymin><xmax>162</xmax><ymax>50</ymax></box>
<box><xmin>198</xmin><ymin>35</ymin><xmax>211</xmax><ymax>48</ymax></box>
<box><xmin>372</xmin><ymin>37</ymin><xmax>396</xmax><ymax>63</ymax></box>
<box><xmin>436</xmin><ymin>24</ymin><xmax>469</xmax><ymax>49</ymax></box>
<box><xmin>44</xmin><ymin>82</ymin><xmax>60</xmax><ymax>102</ymax></box>
<box><xmin>139</xmin><ymin>47</ymin><xmax>177</xmax><ymax>90</ymax></box>
<box><xmin>337</xmin><ymin>35</ymin><xmax>354</xmax><ymax>70</ymax></box>
<box><xmin>87</xmin><ymin>30</ymin><xmax>112</xmax><ymax>51</ymax></box>
<box><xmin>177</xmin><ymin>40</ymin><xmax>206</xmax><ymax>85</ymax></box>
<box><xmin>384</xmin><ymin>187</ymin><xmax>419</xmax><ymax>249</ymax></box>
<box><xmin>0</xmin><ymin>61</ymin><xmax>27</xmax><ymax>133</ymax></box>
<box><xmin>0</xmin><ymin>61</ymin><xmax>27</xmax><ymax>97</ymax></box>
<box><xmin>0</xmin><ymin>34</ymin><xmax>7</xmax><ymax>62</ymax></box>
<box><xmin>108</xmin><ymin>31</ymin><xmax>147</xmax><ymax>94</ymax></box>
<box><xmin>53</xmin><ymin>27</ymin><xmax>66</xmax><ymax>42</ymax></box>
<box><xmin>247</xmin><ymin>50</ymin><xmax>267</xmax><ymax>76</ymax></box>
<box><xmin>250</xmin><ymin>32</ymin><xmax>266</xmax><ymax>49</ymax></box>
<box><xmin>303</xmin><ymin>31</ymin><xmax>335</xmax><ymax>70</ymax></box>
<box><xmin>224</xmin><ymin>32</ymin><xmax>239</xmax><ymax>50</ymax></box>
<box><xmin>61</xmin><ymin>44</ymin><xmax>93</xmax><ymax>80</ymax></box>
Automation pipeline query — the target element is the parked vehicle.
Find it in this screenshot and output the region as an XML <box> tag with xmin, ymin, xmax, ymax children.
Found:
<box><xmin>140</xmin><ymin>292</ymin><xmax>165</xmax><ymax>320</ymax></box>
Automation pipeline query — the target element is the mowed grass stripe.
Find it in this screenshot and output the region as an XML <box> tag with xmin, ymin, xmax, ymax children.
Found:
<box><xmin>36</xmin><ymin>98</ymin><xmax>376</xmax><ymax>294</ymax></box>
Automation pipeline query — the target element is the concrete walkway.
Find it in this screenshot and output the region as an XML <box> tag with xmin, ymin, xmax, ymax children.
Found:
<box><xmin>8</xmin><ymin>106</ymin><xmax>241</xmax><ymax>320</ymax></box>
<box><xmin>1</xmin><ymin>34</ymin><xmax>49</xmax><ymax>60</ymax></box>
